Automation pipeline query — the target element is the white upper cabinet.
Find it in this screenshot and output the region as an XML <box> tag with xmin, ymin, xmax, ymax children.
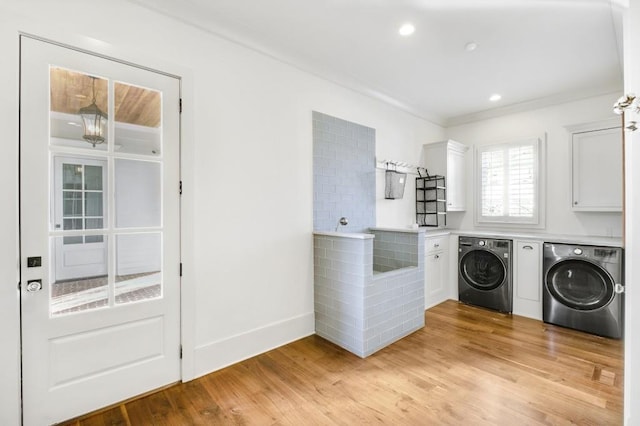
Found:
<box><xmin>422</xmin><ymin>140</ymin><xmax>469</xmax><ymax>211</ymax></box>
<box><xmin>568</xmin><ymin>119</ymin><xmax>623</xmax><ymax>212</ymax></box>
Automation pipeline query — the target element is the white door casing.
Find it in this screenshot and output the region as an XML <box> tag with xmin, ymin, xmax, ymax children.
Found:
<box><xmin>20</xmin><ymin>36</ymin><xmax>181</xmax><ymax>425</ymax></box>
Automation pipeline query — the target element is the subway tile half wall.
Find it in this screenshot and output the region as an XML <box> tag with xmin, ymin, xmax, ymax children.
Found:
<box><xmin>312</xmin><ymin>111</ymin><xmax>376</xmax><ymax>233</ymax></box>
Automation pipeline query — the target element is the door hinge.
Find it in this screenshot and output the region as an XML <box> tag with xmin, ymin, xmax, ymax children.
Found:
<box><xmin>179</xmin><ymin>98</ymin><xmax>183</xmax><ymax>114</ymax></box>
<box><xmin>179</xmin><ymin>180</ymin><xmax>183</xmax><ymax>195</ymax></box>
<box><xmin>180</xmin><ymin>345</ymin><xmax>183</xmax><ymax>359</ymax></box>
<box><xmin>180</xmin><ymin>262</ymin><xmax>183</xmax><ymax>277</ymax></box>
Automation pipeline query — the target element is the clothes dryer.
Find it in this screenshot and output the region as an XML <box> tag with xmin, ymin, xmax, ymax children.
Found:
<box><xmin>543</xmin><ymin>243</ymin><xmax>624</xmax><ymax>338</ymax></box>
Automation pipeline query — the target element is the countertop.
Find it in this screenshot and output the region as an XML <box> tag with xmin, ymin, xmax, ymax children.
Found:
<box><xmin>313</xmin><ymin>231</ymin><xmax>374</xmax><ymax>239</ymax></box>
<box><xmin>419</xmin><ymin>228</ymin><xmax>623</xmax><ymax>247</ymax></box>
<box><xmin>315</xmin><ymin>228</ymin><xmax>623</xmax><ymax>247</ymax></box>
<box><xmin>314</xmin><ymin>227</ymin><xmax>426</xmax><ymax>239</ymax></box>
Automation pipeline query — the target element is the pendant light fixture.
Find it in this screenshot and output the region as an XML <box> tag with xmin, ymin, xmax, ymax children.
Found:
<box><xmin>79</xmin><ymin>76</ymin><xmax>108</xmax><ymax>147</ymax></box>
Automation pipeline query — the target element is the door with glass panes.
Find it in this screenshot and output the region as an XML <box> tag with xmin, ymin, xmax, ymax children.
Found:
<box><xmin>20</xmin><ymin>36</ymin><xmax>181</xmax><ymax>425</ymax></box>
<box><xmin>53</xmin><ymin>156</ymin><xmax>108</xmax><ymax>283</ymax></box>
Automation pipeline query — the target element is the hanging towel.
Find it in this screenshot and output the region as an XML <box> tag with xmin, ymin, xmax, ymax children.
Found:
<box><xmin>385</xmin><ymin>170</ymin><xmax>407</xmax><ymax>199</ymax></box>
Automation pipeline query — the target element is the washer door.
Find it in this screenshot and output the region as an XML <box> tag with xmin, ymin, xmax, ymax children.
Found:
<box><xmin>545</xmin><ymin>259</ymin><xmax>615</xmax><ymax>310</ymax></box>
<box><xmin>459</xmin><ymin>249</ymin><xmax>506</xmax><ymax>291</ymax></box>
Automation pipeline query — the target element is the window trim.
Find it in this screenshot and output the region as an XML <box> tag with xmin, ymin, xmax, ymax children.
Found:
<box><xmin>474</xmin><ymin>136</ymin><xmax>545</xmax><ymax>228</ymax></box>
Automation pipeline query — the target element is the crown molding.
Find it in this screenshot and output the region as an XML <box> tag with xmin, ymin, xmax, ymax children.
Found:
<box><xmin>443</xmin><ymin>86</ymin><xmax>622</xmax><ymax>128</ymax></box>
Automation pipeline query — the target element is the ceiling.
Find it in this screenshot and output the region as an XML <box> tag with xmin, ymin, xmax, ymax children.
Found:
<box><xmin>50</xmin><ymin>67</ymin><xmax>161</xmax><ymax>128</ymax></box>
<box><xmin>127</xmin><ymin>0</ymin><xmax>624</xmax><ymax>126</ymax></box>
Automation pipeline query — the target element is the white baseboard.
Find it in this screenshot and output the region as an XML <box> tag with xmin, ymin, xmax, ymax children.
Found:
<box><xmin>192</xmin><ymin>312</ymin><xmax>315</xmax><ymax>379</ymax></box>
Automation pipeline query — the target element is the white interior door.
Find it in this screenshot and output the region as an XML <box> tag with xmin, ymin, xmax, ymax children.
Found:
<box><xmin>20</xmin><ymin>36</ymin><xmax>181</xmax><ymax>425</ymax></box>
<box><xmin>53</xmin><ymin>156</ymin><xmax>108</xmax><ymax>281</ymax></box>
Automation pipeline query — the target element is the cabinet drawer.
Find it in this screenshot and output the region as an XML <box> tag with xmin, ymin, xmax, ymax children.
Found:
<box><xmin>425</xmin><ymin>236</ymin><xmax>447</xmax><ymax>255</ymax></box>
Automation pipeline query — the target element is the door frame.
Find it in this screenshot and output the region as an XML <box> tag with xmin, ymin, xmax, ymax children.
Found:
<box><xmin>14</xmin><ymin>31</ymin><xmax>197</xmax><ymax>422</ymax></box>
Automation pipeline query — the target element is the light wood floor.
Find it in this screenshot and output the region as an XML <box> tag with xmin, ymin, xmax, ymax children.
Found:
<box><xmin>60</xmin><ymin>300</ymin><xmax>623</xmax><ymax>425</ymax></box>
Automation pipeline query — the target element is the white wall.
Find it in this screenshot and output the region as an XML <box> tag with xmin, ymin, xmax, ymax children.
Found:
<box><xmin>187</xmin><ymin>24</ymin><xmax>443</xmax><ymax>374</ymax></box>
<box><xmin>0</xmin><ymin>1</ymin><xmax>443</xmax><ymax>422</ymax></box>
<box><xmin>376</xmin><ymin>120</ymin><xmax>444</xmax><ymax>227</ymax></box>
<box><xmin>624</xmin><ymin>0</ymin><xmax>640</xmax><ymax>424</ymax></box>
<box><xmin>0</xmin><ymin>11</ymin><xmax>22</xmax><ymax>426</ymax></box>
<box><xmin>445</xmin><ymin>93</ymin><xmax>623</xmax><ymax>237</ymax></box>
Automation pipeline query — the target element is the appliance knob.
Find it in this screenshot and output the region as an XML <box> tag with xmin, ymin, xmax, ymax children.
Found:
<box><xmin>573</xmin><ymin>248</ymin><xmax>583</xmax><ymax>255</ymax></box>
<box><xmin>478</xmin><ymin>240</ymin><xmax>486</xmax><ymax>247</ymax></box>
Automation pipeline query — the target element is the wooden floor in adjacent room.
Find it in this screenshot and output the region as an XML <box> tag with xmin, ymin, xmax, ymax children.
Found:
<box><xmin>61</xmin><ymin>300</ymin><xmax>624</xmax><ymax>425</ymax></box>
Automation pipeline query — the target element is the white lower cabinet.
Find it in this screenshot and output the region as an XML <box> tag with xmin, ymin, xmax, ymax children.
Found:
<box><xmin>426</xmin><ymin>234</ymin><xmax>543</xmax><ymax>318</ymax></box>
<box><xmin>424</xmin><ymin>235</ymin><xmax>449</xmax><ymax>309</ymax></box>
<box><xmin>513</xmin><ymin>239</ymin><xmax>543</xmax><ymax>320</ymax></box>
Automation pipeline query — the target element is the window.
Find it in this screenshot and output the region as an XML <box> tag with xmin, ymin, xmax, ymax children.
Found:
<box><xmin>476</xmin><ymin>137</ymin><xmax>543</xmax><ymax>226</ymax></box>
<box><xmin>55</xmin><ymin>158</ymin><xmax>107</xmax><ymax>244</ymax></box>
<box><xmin>63</xmin><ymin>163</ymin><xmax>104</xmax><ymax>240</ymax></box>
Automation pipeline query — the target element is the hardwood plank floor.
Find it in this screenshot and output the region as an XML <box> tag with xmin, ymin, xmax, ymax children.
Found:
<box><xmin>59</xmin><ymin>300</ymin><xmax>623</xmax><ymax>425</ymax></box>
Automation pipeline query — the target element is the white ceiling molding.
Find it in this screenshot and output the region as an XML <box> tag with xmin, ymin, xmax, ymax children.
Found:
<box><xmin>445</xmin><ymin>87</ymin><xmax>622</xmax><ymax>128</ymax></box>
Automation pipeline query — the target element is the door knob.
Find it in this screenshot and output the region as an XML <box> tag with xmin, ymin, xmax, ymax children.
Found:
<box><xmin>25</xmin><ymin>279</ymin><xmax>42</xmax><ymax>292</ymax></box>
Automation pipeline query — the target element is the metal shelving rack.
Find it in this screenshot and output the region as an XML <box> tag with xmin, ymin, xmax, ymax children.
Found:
<box><xmin>416</xmin><ymin>175</ymin><xmax>446</xmax><ymax>227</ymax></box>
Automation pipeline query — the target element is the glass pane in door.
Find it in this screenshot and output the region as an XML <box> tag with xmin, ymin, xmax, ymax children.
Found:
<box><xmin>63</xmin><ymin>163</ymin><xmax>83</xmax><ymax>189</ymax></box>
<box><xmin>85</xmin><ymin>192</ymin><xmax>103</xmax><ymax>216</ymax></box>
<box><xmin>50</xmin><ymin>235</ymin><xmax>109</xmax><ymax>316</ymax></box>
<box><xmin>114</xmin><ymin>81</ymin><xmax>162</xmax><ymax>156</ymax></box>
<box><xmin>115</xmin><ymin>233</ymin><xmax>162</xmax><ymax>304</ymax></box>
<box><xmin>50</xmin><ymin>67</ymin><xmax>109</xmax><ymax>151</ymax></box>
<box><xmin>53</xmin><ymin>157</ymin><xmax>108</xmax><ymax>301</ymax></box>
<box><xmin>115</xmin><ymin>159</ymin><xmax>162</xmax><ymax>228</ymax></box>
<box><xmin>85</xmin><ymin>165</ymin><xmax>103</xmax><ymax>188</ymax></box>
<box><xmin>63</xmin><ymin>191</ymin><xmax>82</xmax><ymax>217</ymax></box>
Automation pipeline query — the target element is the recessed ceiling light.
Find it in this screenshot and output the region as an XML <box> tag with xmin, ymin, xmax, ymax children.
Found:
<box><xmin>489</xmin><ymin>94</ymin><xmax>502</xmax><ymax>102</ymax></box>
<box><xmin>398</xmin><ymin>23</ymin><xmax>415</xmax><ymax>37</ymax></box>
<box><xmin>465</xmin><ymin>42</ymin><xmax>478</xmax><ymax>52</ymax></box>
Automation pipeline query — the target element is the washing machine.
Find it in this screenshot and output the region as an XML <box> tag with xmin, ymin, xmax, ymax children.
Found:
<box><xmin>458</xmin><ymin>236</ymin><xmax>513</xmax><ymax>313</ymax></box>
<box><xmin>543</xmin><ymin>243</ymin><xmax>624</xmax><ymax>339</ymax></box>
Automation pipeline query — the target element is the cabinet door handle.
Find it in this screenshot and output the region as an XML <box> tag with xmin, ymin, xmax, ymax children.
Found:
<box><xmin>574</xmin><ymin>201</ymin><xmax>579</xmax><ymax>205</ymax></box>
<box><xmin>522</xmin><ymin>245</ymin><xmax>533</xmax><ymax>250</ymax></box>
<box><xmin>433</xmin><ymin>243</ymin><xmax>439</xmax><ymax>248</ymax></box>
<box><xmin>434</xmin><ymin>254</ymin><xmax>440</xmax><ymax>260</ymax></box>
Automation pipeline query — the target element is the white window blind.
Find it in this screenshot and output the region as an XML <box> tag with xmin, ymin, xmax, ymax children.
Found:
<box><xmin>477</xmin><ymin>138</ymin><xmax>541</xmax><ymax>225</ymax></box>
